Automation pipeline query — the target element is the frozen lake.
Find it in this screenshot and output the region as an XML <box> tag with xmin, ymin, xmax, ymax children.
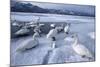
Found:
<box><xmin>10</xmin><ymin>12</ymin><xmax>95</xmax><ymax>66</ymax></box>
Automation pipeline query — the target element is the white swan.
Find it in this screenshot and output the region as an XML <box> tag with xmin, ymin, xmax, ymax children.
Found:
<box><xmin>47</xmin><ymin>24</ymin><xmax>58</xmax><ymax>49</ymax></box>
<box><xmin>16</xmin><ymin>32</ymin><xmax>39</xmax><ymax>52</ymax></box>
<box><xmin>71</xmin><ymin>34</ymin><xmax>93</xmax><ymax>60</ymax></box>
<box><xmin>64</xmin><ymin>23</ymin><xmax>70</xmax><ymax>34</ymax></box>
<box><xmin>47</xmin><ymin>24</ymin><xmax>57</xmax><ymax>39</ymax></box>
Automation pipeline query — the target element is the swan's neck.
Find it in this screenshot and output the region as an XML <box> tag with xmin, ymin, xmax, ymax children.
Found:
<box><xmin>33</xmin><ymin>36</ymin><xmax>38</xmax><ymax>40</ymax></box>
<box><xmin>52</xmin><ymin>41</ymin><xmax>56</xmax><ymax>48</ymax></box>
<box><xmin>73</xmin><ymin>37</ymin><xmax>78</xmax><ymax>46</ymax></box>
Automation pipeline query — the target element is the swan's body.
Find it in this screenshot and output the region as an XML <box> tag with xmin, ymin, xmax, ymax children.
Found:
<box><xmin>47</xmin><ymin>28</ymin><xmax>58</xmax><ymax>39</ymax></box>
<box><xmin>72</xmin><ymin>44</ymin><xmax>92</xmax><ymax>58</ymax></box>
<box><xmin>47</xmin><ymin>24</ymin><xmax>57</xmax><ymax>49</ymax></box>
<box><xmin>47</xmin><ymin>29</ymin><xmax>57</xmax><ymax>49</ymax></box>
<box><xmin>72</xmin><ymin>34</ymin><xmax>93</xmax><ymax>59</ymax></box>
<box><xmin>64</xmin><ymin>24</ymin><xmax>70</xmax><ymax>34</ymax></box>
<box><xmin>16</xmin><ymin>33</ymin><xmax>39</xmax><ymax>52</ymax></box>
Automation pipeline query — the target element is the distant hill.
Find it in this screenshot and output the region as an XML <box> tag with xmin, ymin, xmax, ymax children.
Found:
<box><xmin>11</xmin><ymin>1</ymin><xmax>95</xmax><ymax>17</ymax></box>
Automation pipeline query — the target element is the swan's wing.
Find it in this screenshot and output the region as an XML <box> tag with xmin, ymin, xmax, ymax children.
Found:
<box><xmin>47</xmin><ymin>30</ymin><xmax>53</xmax><ymax>38</ymax></box>
<box><xmin>47</xmin><ymin>29</ymin><xmax>57</xmax><ymax>38</ymax></box>
<box><xmin>16</xmin><ymin>39</ymin><xmax>38</xmax><ymax>51</ymax></box>
<box><xmin>16</xmin><ymin>39</ymin><xmax>30</xmax><ymax>51</ymax></box>
<box><xmin>73</xmin><ymin>44</ymin><xmax>92</xmax><ymax>57</ymax></box>
<box><xmin>25</xmin><ymin>39</ymin><xmax>38</xmax><ymax>49</ymax></box>
<box><xmin>64</xmin><ymin>26</ymin><xmax>69</xmax><ymax>32</ymax></box>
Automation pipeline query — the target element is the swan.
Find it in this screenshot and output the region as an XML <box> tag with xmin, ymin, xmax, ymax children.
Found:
<box><xmin>64</xmin><ymin>23</ymin><xmax>70</xmax><ymax>34</ymax></box>
<box><xmin>16</xmin><ymin>32</ymin><xmax>39</xmax><ymax>52</ymax></box>
<box><xmin>47</xmin><ymin>24</ymin><xmax>57</xmax><ymax>39</ymax></box>
<box><xmin>47</xmin><ymin>24</ymin><xmax>58</xmax><ymax>49</ymax></box>
<box><xmin>71</xmin><ymin>34</ymin><xmax>93</xmax><ymax>60</ymax></box>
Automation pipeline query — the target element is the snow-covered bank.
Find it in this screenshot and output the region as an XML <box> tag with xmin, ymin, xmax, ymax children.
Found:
<box><xmin>11</xmin><ymin>31</ymin><xmax>95</xmax><ymax>66</ymax></box>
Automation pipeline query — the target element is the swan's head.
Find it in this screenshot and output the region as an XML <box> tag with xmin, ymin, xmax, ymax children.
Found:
<box><xmin>50</xmin><ymin>24</ymin><xmax>56</xmax><ymax>29</ymax></box>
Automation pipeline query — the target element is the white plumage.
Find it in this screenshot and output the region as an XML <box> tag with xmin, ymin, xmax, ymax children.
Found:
<box><xmin>47</xmin><ymin>28</ymin><xmax>58</xmax><ymax>39</ymax></box>
<box><xmin>64</xmin><ymin>24</ymin><xmax>70</xmax><ymax>33</ymax></box>
<box><xmin>47</xmin><ymin>24</ymin><xmax>58</xmax><ymax>49</ymax></box>
<box><xmin>72</xmin><ymin>34</ymin><xmax>93</xmax><ymax>59</ymax></box>
<box><xmin>16</xmin><ymin>33</ymin><xmax>39</xmax><ymax>52</ymax></box>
